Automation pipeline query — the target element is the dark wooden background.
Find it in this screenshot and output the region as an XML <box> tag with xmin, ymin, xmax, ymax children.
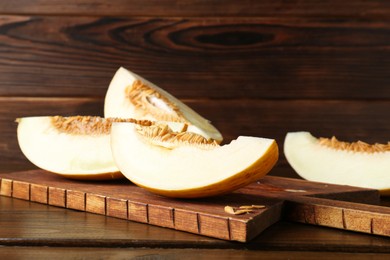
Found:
<box><xmin>1</xmin><ymin>0</ymin><xmax>390</xmax><ymax>179</ymax></box>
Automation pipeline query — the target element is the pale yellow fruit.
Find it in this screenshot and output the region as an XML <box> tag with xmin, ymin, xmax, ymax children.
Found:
<box><xmin>284</xmin><ymin>131</ymin><xmax>390</xmax><ymax>195</ymax></box>
<box><xmin>110</xmin><ymin>121</ymin><xmax>278</xmax><ymax>198</ymax></box>
<box><xmin>16</xmin><ymin>116</ymin><xmax>148</xmax><ymax>180</ymax></box>
<box><xmin>104</xmin><ymin>67</ymin><xmax>223</xmax><ymax>143</ymax></box>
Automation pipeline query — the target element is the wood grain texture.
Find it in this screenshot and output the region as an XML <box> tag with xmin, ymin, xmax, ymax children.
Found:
<box><xmin>1</xmin><ymin>0</ymin><xmax>390</xmax><ymax>256</ymax></box>
<box><xmin>12</xmin><ymin>180</ymin><xmax>29</xmax><ymax>200</ymax></box>
<box><xmin>30</xmin><ymin>183</ymin><xmax>48</xmax><ymax>204</ymax></box>
<box><xmin>2</xmin><ymin>248</ymin><xmax>390</xmax><ymax>260</ymax></box>
<box><xmin>0</xmin><ymin>16</ymin><xmax>389</xmax><ymax>99</ymax></box>
<box><xmin>1</xmin><ymin>195</ymin><xmax>390</xmax><ymax>252</ymax></box>
<box><xmin>66</xmin><ymin>189</ymin><xmax>85</xmax><ymax>211</ymax></box>
<box><xmin>0</xmin><ymin>170</ymin><xmax>287</xmax><ymax>242</ymax></box>
<box><xmin>285</xmin><ymin>196</ymin><xmax>390</xmax><ymax>236</ymax></box>
<box><xmin>106</xmin><ymin>197</ymin><xmax>127</xmax><ymax>219</ymax></box>
<box><xmin>1</xmin><ymin>1</ymin><xmax>389</xmax><ymax>17</ymax></box>
<box><xmin>1</xmin><ymin>169</ymin><xmax>388</xmax><ymax>242</ymax></box>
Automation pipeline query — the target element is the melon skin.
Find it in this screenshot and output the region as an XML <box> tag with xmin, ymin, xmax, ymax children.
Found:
<box><xmin>17</xmin><ymin>116</ymin><xmax>122</xmax><ymax>180</ymax></box>
<box><xmin>284</xmin><ymin>131</ymin><xmax>390</xmax><ymax>195</ymax></box>
<box><xmin>110</xmin><ymin>122</ymin><xmax>279</xmax><ymax>198</ymax></box>
<box><xmin>104</xmin><ymin>67</ymin><xmax>223</xmax><ymax>143</ymax></box>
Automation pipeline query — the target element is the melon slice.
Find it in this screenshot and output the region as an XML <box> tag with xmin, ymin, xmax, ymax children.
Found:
<box><xmin>110</xmin><ymin>121</ymin><xmax>278</xmax><ymax>198</ymax></box>
<box><xmin>104</xmin><ymin>67</ymin><xmax>223</xmax><ymax>143</ymax></box>
<box><xmin>16</xmin><ymin>116</ymin><xmax>150</xmax><ymax>180</ymax></box>
<box><xmin>284</xmin><ymin>131</ymin><xmax>390</xmax><ymax>195</ymax></box>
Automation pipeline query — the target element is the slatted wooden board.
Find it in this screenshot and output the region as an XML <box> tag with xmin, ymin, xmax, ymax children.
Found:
<box><xmin>1</xmin><ymin>170</ymin><xmax>389</xmax><ymax>242</ymax></box>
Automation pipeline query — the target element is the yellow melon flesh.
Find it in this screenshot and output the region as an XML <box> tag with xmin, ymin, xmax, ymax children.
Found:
<box><xmin>104</xmin><ymin>67</ymin><xmax>223</xmax><ymax>143</ymax></box>
<box><xmin>110</xmin><ymin>122</ymin><xmax>278</xmax><ymax>198</ymax></box>
<box><xmin>17</xmin><ymin>116</ymin><xmax>123</xmax><ymax>180</ymax></box>
<box><xmin>284</xmin><ymin>131</ymin><xmax>390</xmax><ymax>195</ymax></box>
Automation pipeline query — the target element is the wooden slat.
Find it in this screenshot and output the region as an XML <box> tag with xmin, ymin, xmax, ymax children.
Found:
<box><xmin>0</xmin><ymin>1</ymin><xmax>389</xmax><ymax>17</ymax></box>
<box><xmin>30</xmin><ymin>184</ymin><xmax>48</xmax><ymax>204</ymax></box>
<box><xmin>66</xmin><ymin>190</ymin><xmax>85</xmax><ymax>211</ymax></box>
<box><xmin>86</xmin><ymin>193</ymin><xmax>106</xmax><ymax>215</ymax></box>
<box><xmin>0</xmin><ymin>16</ymin><xmax>389</xmax><ymax>99</ymax></box>
<box><xmin>128</xmin><ymin>201</ymin><xmax>148</xmax><ymax>223</ymax></box>
<box><xmin>48</xmin><ymin>187</ymin><xmax>66</xmax><ymax>207</ymax></box>
<box><xmin>106</xmin><ymin>197</ymin><xmax>127</xmax><ymax>219</ymax></box>
<box><xmin>0</xmin><ymin>179</ymin><xmax>12</xmax><ymax>196</ymax></box>
<box><xmin>12</xmin><ymin>180</ymin><xmax>30</xmax><ymax>200</ymax></box>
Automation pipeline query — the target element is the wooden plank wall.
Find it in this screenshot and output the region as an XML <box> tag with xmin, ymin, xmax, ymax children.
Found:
<box><xmin>1</xmin><ymin>1</ymin><xmax>390</xmax><ymax>177</ymax></box>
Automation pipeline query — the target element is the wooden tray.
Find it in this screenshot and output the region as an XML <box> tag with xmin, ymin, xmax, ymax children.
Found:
<box><xmin>1</xmin><ymin>170</ymin><xmax>389</xmax><ymax>242</ymax></box>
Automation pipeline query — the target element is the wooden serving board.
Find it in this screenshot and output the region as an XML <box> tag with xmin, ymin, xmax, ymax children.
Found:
<box><xmin>1</xmin><ymin>170</ymin><xmax>389</xmax><ymax>242</ymax></box>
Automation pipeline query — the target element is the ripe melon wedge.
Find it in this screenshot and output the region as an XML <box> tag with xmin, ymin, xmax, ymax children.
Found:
<box><xmin>284</xmin><ymin>131</ymin><xmax>390</xmax><ymax>195</ymax></box>
<box><xmin>104</xmin><ymin>67</ymin><xmax>223</xmax><ymax>143</ymax></box>
<box><xmin>16</xmin><ymin>116</ymin><xmax>130</xmax><ymax>180</ymax></box>
<box><xmin>110</xmin><ymin>121</ymin><xmax>279</xmax><ymax>198</ymax></box>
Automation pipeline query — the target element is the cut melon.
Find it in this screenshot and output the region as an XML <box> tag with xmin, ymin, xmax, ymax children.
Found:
<box><xmin>16</xmin><ymin>116</ymin><xmax>148</xmax><ymax>180</ymax></box>
<box><xmin>110</xmin><ymin>121</ymin><xmax>278</xmax><ymax>198</ymax></box>
<box><xmin>104</xmin><ymin>67</ymin><xmax>223</xmax><ymax>143</ymax></box>
<box><xmin>284</xmin><ymin>131</ymin><xmax>390</xmax><ymax>195</ymax></box>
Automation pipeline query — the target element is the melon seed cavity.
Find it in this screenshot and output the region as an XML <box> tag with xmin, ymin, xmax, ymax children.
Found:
<box><xmin>51</xmin><ymin>116</ymin><xmax>152</xmax><ymax>135</ymax></box>
<box><xmin>135</xmin><ymin>123</ymin><xmax>219</xmax><ymax>150</ymax></box>
<box><xmin>126</xmin><ymin>80</ymin><xmax>187</xmax><ymax>123</ymax></box>
<box><xmin>319</xmin><ymin>136</ymin><xmax>390</xmax><ymax>153</ymax></box>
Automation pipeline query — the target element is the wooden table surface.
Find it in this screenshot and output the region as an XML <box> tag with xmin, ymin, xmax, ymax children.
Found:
<box><xmin>1</xmin><ymin>1</ymin><xmax>390</xmax><ymax>258</ymax></box>
<box><xmin>1</xmin><ymin>166</ymin><xmax>390</xmax><ymax>259</ymax></box>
